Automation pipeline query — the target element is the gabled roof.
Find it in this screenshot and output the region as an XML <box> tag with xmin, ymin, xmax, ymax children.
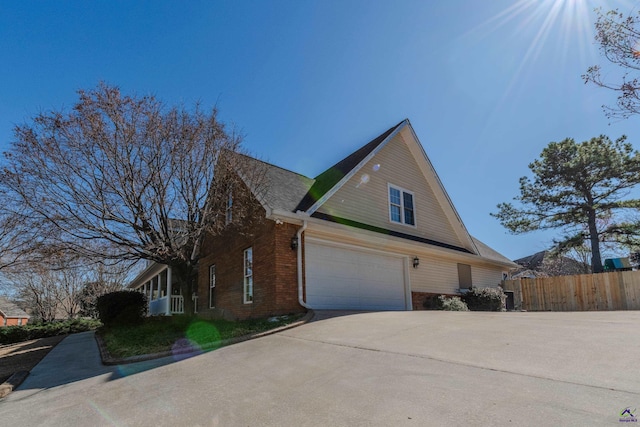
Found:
<box><xmin>232</xmin><ymin>120</ymin><xmax>514</xmax><ymax>267</ymax></box>
<box><xmin>232</xmin><ymin>152</ymin><xmax>316</xmax><ymax>213</ymax></box>
<box><xmin>471</xmin><ymin>237</ymin><xmax>518</xmax><ymax>267</ymax></box>
<box><xmin>0</xmin><ymin>296</ymin><xmax>30</xmax><ymax>319</ymax></box>
<box><xmin>513</xmin><ymin>250</ymin><xmax>590</xmax><ymax>275</ymax></box>
<box><xmin>295</xmin><ymin>121</ymin><xmax>404</xmax><ymax>212</ymax></box>
<box><xmin>514</xmin><ymin>251</ymin><xmax>547</xmax><ymax>270</ymax></box>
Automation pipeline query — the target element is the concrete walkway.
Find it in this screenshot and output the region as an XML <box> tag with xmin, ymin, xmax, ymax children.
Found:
<box><xmin>3</xmin><ymin>331</ymin><xmax>173</xmax><ymax>402</ymax></box>
<box><xmin>5</xmin><ymin>312</ymin><xmax>318</xmax><ymax>401</ymax></box>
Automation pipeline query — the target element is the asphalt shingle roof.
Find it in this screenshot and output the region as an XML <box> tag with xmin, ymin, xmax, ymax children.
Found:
<box><xmin>232</xmin><ymin>152</ymin><xmax>316</xmax><ymax>212</ymax></box>
<box><xmin>295</xmin><ymin>121</ymin><xmax>404</xmax><ymax>212</ymax></box>
<box><xmin>0</xmin><ymin>296</ymin><xmax>30</xmax><ymax>318</ymax></box>
<box><xmin>471</xmin><ymin>237</ymin><xmax>518</xmax><ymax>267</ymax></box>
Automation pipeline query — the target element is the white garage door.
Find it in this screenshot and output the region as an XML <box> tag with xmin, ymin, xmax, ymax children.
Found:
<box><xmin>305</xmin><ymin>241</ymin><xmax>407</xmax><ymax>310</ymax></box>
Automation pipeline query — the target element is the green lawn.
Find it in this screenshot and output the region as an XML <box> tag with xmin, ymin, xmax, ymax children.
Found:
<box><xmin>98</xmin><ymin>314</ymin><xmax>304</xmax><ymax>358</ymax></box>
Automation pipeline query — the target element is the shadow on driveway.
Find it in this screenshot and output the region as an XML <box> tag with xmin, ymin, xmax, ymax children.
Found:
<box><xmin>3</xmin><ymin>331</ymin><xmax>180</xmax><ymax>401</ymax></box>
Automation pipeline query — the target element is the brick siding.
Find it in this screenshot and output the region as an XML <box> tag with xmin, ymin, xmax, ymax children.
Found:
<box><xmin>197</xmin><ymin>207</ymin><xmax>305</xmax><ymax>320</ymax></box>
<box><xmin>0</xmin><ymin>315</ymin><xmax>28</xmax><ymax>326</ymax></box>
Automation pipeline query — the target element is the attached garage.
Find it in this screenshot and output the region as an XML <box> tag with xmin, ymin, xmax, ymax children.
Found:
<box><xmin>305</xmin><ymin>239</ymin><xmax>409</xmax><ymax>310</ymax></box>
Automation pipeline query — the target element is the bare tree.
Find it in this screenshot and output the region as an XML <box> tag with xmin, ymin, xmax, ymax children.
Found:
<box><xmin>2</xmin><ymin>254</ymin><xmax>134</xmax><ymax>321</ymax></box>
<box><xmin>0</xmin><ymin>186</ymin><xmax>32</xmax><ymax>271</ymax></box>
<box><xmin>0</xmin><ymin>211</ymin><xmax>23</xmax><ymax>271</ymax></box>
<box><xmin>584</xmin><ymin>8</ymin><xmax>640</xmax><ymax>119</ymax></box>
<box><xmin>538</xmin><ymin>253</ymin><xmax>592</xmax><ymax>277</ymax></box>
<box><xmin>5</xmin><ymin>267</ymin><xmax>62</xmax><ymax>322</ymax></box>
<box><xmin>77</xmin><ymin>263</ymin><xmax>130</xmax><ymax>318</ymax></box>
<box><xmin>1</xmin><ymin>83</ymin><xmax>266</xmax><ymax>313</ymax></box>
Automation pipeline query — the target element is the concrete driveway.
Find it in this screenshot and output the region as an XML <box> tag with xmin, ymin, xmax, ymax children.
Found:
<box><xmin>1</xmin><ymin>311</ymin><xmax>639</xmax><ymax>426</ymax></box>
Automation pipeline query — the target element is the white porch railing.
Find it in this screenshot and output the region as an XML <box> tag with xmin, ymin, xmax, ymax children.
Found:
<box><xmin>171</xmin><ymin>295</ymin><xmax>184</xmax><ymax>314</ymax></box>
<box><xmin>148</xmin><ymin>295</ymin><xmax>184</xmax><ymax>315</ymax></box>
<box><xmin>149</xmin><ymin>296</ymin><xmax>169</xmax><ymax>316</ymax></box>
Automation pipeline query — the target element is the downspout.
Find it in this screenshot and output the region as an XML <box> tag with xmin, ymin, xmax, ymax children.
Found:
<box><xmin>297</xmin><ymin>220</ymin><xmax>311</xmax><ymax>309</ymax></box>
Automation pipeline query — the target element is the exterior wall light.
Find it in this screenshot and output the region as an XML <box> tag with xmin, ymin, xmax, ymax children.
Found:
<box><xmin>413</xmin><ymin>256</ymin><xmax>420</xmax><ymax>268</ymax></box>
<box><xmin>291</xmin><ymin>236</ymin><xmax>299</xmax><ymax>250</ymax></box>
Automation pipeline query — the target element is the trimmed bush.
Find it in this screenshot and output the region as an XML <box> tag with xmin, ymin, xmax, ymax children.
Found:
<box><xmin>439</xmin><ymin>296</ymin><xmax>469</xmax><ymax>311</ymax></box>
<box><xmin>0</xmin><ymin>319</ymin><xmax>102</xmax><ymax>344</ymax></box>
<box><xmin>462</xmin><ymin>286</ymin><xmax>506</xmax><ymax>311</ymax></box>
<box><xmin>96</xmin><ymin>291</ymin><xmax>147</xmax><ymax>326</ymax></box>
<box><xmin>423</xmin><ymin>295</ymin><xmax>444</xmax><ymax>310</ymax></box>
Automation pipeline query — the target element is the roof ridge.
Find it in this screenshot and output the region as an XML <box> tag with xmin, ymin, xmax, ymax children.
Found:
<box><xmin>232</xmin><ymin>151</ymin><xmax>313</xmax><ymax>180</ymax></box>
<box><xmin>314</xmin><ymin>119</ymin><xmax>406</xmax><ymax>180</ymax></box>
<box><xmin>295</xmin><ymin>120</ymin><xmax>406</xmax><ymax>212</ymax></box>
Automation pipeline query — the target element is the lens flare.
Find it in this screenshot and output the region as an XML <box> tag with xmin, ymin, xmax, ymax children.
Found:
<box><xmin>356</xmin><ymin>173</ymin><xmax>370</xmax><ymax>188</ymax></box>
<box><xmin>186</xmin><ymin>320</ymin><xmax>221</xmax><ymax>347</ymax></box>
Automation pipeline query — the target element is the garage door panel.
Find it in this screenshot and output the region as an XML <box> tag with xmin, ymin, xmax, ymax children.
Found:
<box><xmin>305</xmin><ymin>242</ymin><xmax>406</xmax><ymax>310</ymax></box>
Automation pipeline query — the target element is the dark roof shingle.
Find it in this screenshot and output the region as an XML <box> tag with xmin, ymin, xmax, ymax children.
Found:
<box><xmin>295</xmin><ymin>121</ymin><xmax>404</xmax><ymax>211</ymax></box>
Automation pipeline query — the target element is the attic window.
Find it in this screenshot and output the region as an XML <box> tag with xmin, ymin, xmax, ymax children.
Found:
<box><xmin>388</xmin><ymin>184</ymin><xmax>415</xmax><ymax>226</ymax></box>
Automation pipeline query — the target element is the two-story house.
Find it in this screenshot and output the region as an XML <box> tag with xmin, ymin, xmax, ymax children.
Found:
<box><xmin>130</xmin><ymin>119</ymin><xmax>516</xmax><ymax>319</ymax></box>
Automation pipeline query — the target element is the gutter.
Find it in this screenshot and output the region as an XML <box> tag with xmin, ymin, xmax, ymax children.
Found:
<box><xmin>296</xmin><ymin>220</ymin><xmax>311</xmax><ymax>309</ymax></box>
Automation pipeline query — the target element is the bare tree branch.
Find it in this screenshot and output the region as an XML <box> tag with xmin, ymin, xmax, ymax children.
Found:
<box><xmin>0</xmin><ymin>83</ymin><xmax>267</xmax><ymax>312</ymax></box>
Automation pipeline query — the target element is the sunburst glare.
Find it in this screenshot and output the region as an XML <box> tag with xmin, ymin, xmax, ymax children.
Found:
<box><xmin>456</xmin><ymin>0</ymin><xmax>637</xmax><ymax>138</ymax></box>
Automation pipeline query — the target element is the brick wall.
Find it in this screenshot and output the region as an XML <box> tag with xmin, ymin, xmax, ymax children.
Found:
<box><xmin>197</xmin><ymin>209</ymin><xmax>305</xmax><ymax>320</ymax></box>
<box><xmin>0</xmin><ymin>316</ymin><xmax>28</xmax><ymax>326</ymax></box>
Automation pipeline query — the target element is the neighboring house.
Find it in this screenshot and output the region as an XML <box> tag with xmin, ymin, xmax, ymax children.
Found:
<box><xmin>0</xmin><ymin>296</ymin><xmax>30</xmax><ymax>326</ymax></box>
<box><xmin>130</xmin><ymin>119</ymin><xmax>517</xmax><ymax>319</ymax></box>
<box><xmin>512</xmin><ymin>250</ymin><xmax>591</xmax><ymax>278</ymax></box>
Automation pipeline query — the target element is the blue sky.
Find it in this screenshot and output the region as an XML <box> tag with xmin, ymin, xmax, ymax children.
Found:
<box><xmin>1</xmin><ymin>0</ymin><xmax>639</xmax><ymax>260</ymax></box>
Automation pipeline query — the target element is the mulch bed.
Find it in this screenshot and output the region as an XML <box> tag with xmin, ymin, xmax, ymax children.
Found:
<box><xmin>0</xmin><ymin>335</ymin><xmax>65</xmax><ymax>384</ymax></box>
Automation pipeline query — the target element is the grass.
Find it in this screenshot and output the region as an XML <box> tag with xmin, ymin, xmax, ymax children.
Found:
<box><xmin>97</xmin><ymin>314</ymin><xmax>304</xmax><ymax>358</ymax></box>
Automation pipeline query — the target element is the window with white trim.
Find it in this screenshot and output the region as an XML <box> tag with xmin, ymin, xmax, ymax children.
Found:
<box><xmin>209</xmin><ymin>265</ymin><xmax>216</xmax><ymax>308</ymax></box>
<box><xmin>225</xmin><ymin>190</ymin><xmax>233</xmax><ymax>225</ymax></box>
<box><xmin>243</xmin><ymin>248</ymin><xmax>253</xmax><ymax>304</ymax></box>
<box><xmin>388</xmin><ymin>184</ymin><xmax>415</xmax><ymax>226</ymax></box>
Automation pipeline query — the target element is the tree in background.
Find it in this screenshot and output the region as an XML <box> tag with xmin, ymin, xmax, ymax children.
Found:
<box><xmin>492</xmin><ymin>135</ymin><xmax>640</xmax><ymax>273</ymax></box>
<box><xmin>0</xmin><ymin>83</ymin><xmax>267</xmax><ymax>313</ymax></box>
<box><xmin>5</xmin><ymin>267</ymin><xmax>63</xmax><ymax>322</ymax></box>
<box><xmin>584</xmin><ymin>8</ymin><xmax>640</xmax><ymax>119</ymax></box>
<box><xmin>1</xmin><ymin>256</ymin><xmax>132</xmax><ymax>321</ymax></box>
<box><xmin>77</xmin><ymin>264</ymin><xmax>129</xmax><ymax>319</ymax></box>
<box><xmin>538</xmin><ymin>251</ymin><xmax>592</xmax><ymax>277</ymax></box>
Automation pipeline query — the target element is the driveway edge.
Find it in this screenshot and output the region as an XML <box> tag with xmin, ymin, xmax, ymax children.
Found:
<box><xmin>96</xmin><ymin>310</ymin><xmax>314</xmax><ymax>365</ymax></box>
<box><xmin>0</xmin><ymin>370</ymin><xmax>29</xmax><ymax>399</ymax></box>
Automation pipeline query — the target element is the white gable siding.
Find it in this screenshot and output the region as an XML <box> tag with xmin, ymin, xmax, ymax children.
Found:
<box><xmin>471</xmin><ymin>265</ymin><xmax>505</xmax><ymax>288</ymax></box>
<box><xmin>316</xmin><ymin>134</ymin><xmax>464</xmax><ymax>248</ymax></box>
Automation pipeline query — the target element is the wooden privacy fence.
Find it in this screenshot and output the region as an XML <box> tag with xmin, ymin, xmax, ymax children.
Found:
<box><xmin>502</xmin><ymin>270</ymin><xmax>640</xmax><ymax>311</ymax></box>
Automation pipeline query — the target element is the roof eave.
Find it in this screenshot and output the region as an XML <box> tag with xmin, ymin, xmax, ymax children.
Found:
<box><xmin>305</xmin><ymin>120</ymin><xmax>408</xmax><ymax>215</ymax></box>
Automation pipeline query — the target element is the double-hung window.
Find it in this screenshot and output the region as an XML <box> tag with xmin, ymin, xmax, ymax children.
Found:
<box><xmin>243</xmin><ymin>247</ymin><xmax>253</xmax><ymax>304</ymax></box>
<box><xmin>388</xmin><ymin>184</ymin><xmax>415</xmax><ymax>226</ymax></box>
<box><xmin>209</xmin><ymin>265</ymin><xmax>216</xmax><ymax>308</ymax></box>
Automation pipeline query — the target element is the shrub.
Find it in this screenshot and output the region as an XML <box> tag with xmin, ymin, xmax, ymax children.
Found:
<box><xmin>439</xmin><ymin>295</ymin><xmax>469</xmax><ymax>311</ymax></box>
<box><xmin>96</xmin><ymin>291</ymin><xmax>147</xmax><ymax>327</ymax></box>
<box><xmin>0</xmin><ymin>319</ymin><xmax>102</xmax><ymax>344</ymax></box>
<box><xmin>423</xmin><ymin>295</ymin><xmax>444</xmax><ymax>310</ymax></box>
<box><xmin>462</xmin><ymin>286</ymin><xmax>506</xmax><ymax>311</ymax></box>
